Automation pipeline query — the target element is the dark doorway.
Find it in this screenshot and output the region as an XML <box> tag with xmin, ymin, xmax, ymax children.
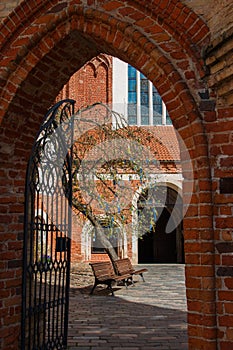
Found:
<box><xmin>137</xmin><ymin>186</ymin><xmax>184</xmax><ymax>264</ymax></box>
<box><xmin>138</xmin><ymin>208</ymin><xmax>177</xmax><ymax>263</ymax></box>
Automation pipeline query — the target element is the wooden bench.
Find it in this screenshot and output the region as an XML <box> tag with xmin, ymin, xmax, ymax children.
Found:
<box><xmin>89</xmin><ymin>261</ymin><xmax>132</xmax><ymax>296</ymax></box>
<box><xmin>114</xmin><ymin>258</ymin><xmax>148</xmax><ymax>282</ymax></box>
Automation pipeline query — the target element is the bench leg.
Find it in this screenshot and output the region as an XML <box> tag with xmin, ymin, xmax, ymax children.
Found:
<box><xmin>107</xmin><ymin>282</ymin><xmax>115</xmax><ymax>296</ymax></box>
<box><xmin>140</xmin><ymin>273</ymin><xmax>145</xmax><ymax>282</ymax></box>
<box><xmin>90</xmin><ymin>280</ymin><xmax>98</xmax><ymax>295</ymax></box>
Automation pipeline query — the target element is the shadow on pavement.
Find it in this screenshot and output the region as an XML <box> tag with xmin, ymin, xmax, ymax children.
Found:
<box><xmin>68</xmin><ymin>283</ymin><xmax>188</xmax><ymax>350</ymax></box>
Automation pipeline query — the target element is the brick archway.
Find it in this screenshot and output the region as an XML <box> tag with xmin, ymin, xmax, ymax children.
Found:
<box><xmin>132</xmin><ymin>182</ymin><xmax>184</xmax><ymax>265</ymax></box>
<box><xmin>0</xmin><ymin>1</ymin><xmax>217</xmax><ymax>349</ymax></box>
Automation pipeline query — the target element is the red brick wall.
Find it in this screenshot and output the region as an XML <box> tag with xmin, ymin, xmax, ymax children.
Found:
<box><xmin>57</xmin><ymin>55</ymin><xmax>112</xmax><ymax>110</ymax></box>
<box><xmin>0</xmin><ymin>1</ymin><xmax>233</xmax><ymax>349</ymax></box>
<box><xmin>206</xmin><ymin>106</ymin><xmax>233</xmax><ymax>350</ymax></box>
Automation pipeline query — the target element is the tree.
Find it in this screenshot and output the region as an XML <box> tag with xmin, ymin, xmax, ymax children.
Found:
<box><xmin>71</xmin><ymin>103</ymin><xmax>158</xmax><ymax>262</ymax></box>
<box><xmin>33</xmin><ymin>99</ymin><xmax>185</xmax><ymax>267</ymax></box>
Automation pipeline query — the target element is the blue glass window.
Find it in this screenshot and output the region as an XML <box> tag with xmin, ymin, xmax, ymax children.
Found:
<box><xmin>128</xmin><ymin>79</ymin><xmax>136</xmax><ymax>92</ymax></box>
<box><xmin>166</xmin><ymin>113</ymin><xmax>172</xmax><ymax>125</ymax></box>
<box><xmin>141</xmin><ymin>115</ymin><xmax>149</xmax><ymax>125</ymax></box>
<box><xmin>128</xmin><ymin>65</ymin><xmax>136</xmax><ymax>78</ymax></box>
<box><xmin>141</xmin><ymin>105</ymin><xmax>149</xmax><ymax>117</ymax></box>
<box><xmin>153</xmin><ymin>87</ymin><xmax>162</xmax><ymax>124</ymax></box>
<box><xmin>140</xmin><ymin>72</ymin><xmax>146</xmax><ymax>79</ymax></box>
<box><xmin>128</xmin><ymin>92</ymin><xmax>137</xmax><ymax>104</ymax></box>
<box><xmin>128</xmin><ymin>104</ymin><xmax>136</xmax><ymax>116</ymax></box>
<box><xmin>141</xmin><ymin>75</ymin><xmax>149</xmax><ymax>120</ymax></box>
<box><xmin>153</xmin><ymin>94</ymin><xmax>162</xmax><ymax>105</ymax></box>
<box><xmin>127</xmin><ymin>65</ymin><xmax>166</xmax><ymax>126</ymax></box>
<box><xmin>153</xmin><ymin>103</ymin><xmax>162</xmax><ymax>115</ymax></box>
<box><xmin>141</xmin><ymin>79</ymin><xmax>148</xmax><ymax>93</ymax></box>
<box><xmin>128</xmin><ymin>65</ymin><xmax>137</xmax><ymax>125</ymax></box>
<box><xmin>128</xmin><ymin>116</ymin><xmax>137</xmax><ymax>125</ymax></box>
<box><xmin>141</xmin><ymin>93</ymin><xmax>148</xmax><ymax>105</ymax></box>
<box><xmin>153</xmin><ymin>115</ymin><xmax>161</xmax><ymax>125</ymax></box>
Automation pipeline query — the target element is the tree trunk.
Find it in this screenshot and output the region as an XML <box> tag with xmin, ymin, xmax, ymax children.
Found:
<box><xmin>95</xmin><ymin>224</ymin><xmax>118</xmax><ymax>261</ymax></box>
<box><xmin>72</xmin><ymin>198</ymin><xmax>119</xmax><ymax>261</ymax></box>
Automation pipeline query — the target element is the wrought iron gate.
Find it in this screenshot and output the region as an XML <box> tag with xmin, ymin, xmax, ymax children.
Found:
<box><xmin>22</xmin><ymin>99</ymin><xmax>75</xmax><ymax>349</ymax></box>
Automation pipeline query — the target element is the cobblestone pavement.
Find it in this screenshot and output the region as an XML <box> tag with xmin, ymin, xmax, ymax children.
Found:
<box><xmin>68</xmin><ymin>264</ymin><xmax>188</xmax><ymax>349</ymax></box>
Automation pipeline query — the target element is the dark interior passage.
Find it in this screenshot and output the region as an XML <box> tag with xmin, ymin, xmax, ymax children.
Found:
<box><xmin>138</xmin><ymin>207</ymin><xmax>179</xmax><ymax>263</ymax></box>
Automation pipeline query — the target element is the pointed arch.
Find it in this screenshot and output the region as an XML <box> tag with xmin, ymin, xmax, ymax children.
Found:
<box><xmin>0</xmin><ymin>1</ymin><xmax>218</xmax><ymax>349</ymax></box>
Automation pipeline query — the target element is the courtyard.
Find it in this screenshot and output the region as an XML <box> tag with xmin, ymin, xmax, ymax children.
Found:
<box><xmin>68</xmin><ymin>264</ymin><xmax>188</xmax><ymax>349</ymax></box>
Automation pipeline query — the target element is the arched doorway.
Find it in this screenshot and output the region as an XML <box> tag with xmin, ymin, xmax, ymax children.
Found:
<box><xmin>81</xmin><ymin>217</ymin><xmax>128</xmax><ymax>261</ymax></box>
<box><xmin>137</xmin><ymin>186</ymin><xmax>184</xmax><ymax>264</ymax></box>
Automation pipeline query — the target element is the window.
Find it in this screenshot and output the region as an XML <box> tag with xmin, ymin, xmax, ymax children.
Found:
<box><xmin>128</xmin><ymin>80</ymin><xmax>137</xmax><ymax>103</ymax></box>
<box><xmin>128</xmin><ymin>65</ymin><xmax>137</xmax><ymax>124</ymax></box>
<box><xmin>91</xmin><ymin>224</ymin><xmax>119</xmax><ymax>254</ymax></box>
<box><xmin>153</xmin><ymin>86</ymin><xmax>162</xmax><ymax>125</ymax></box>
<box><xmin>166</xmin><ymin>113</ymin><xmax>172</xmax><ymax>125</ymax></box>
<box><xmin>91</xmin><ymin>227</ymin><xmax>105</xmax><ymax>253</ymax></box>
<box><xmin>127</xmin><ymin>65</ymin><xmax>170</xmax><ymax>126</ymax></box>
<box><xmin>140</xmin><ymin>73</ymin><xmax>149</xmax><ymax>125</ymax></box>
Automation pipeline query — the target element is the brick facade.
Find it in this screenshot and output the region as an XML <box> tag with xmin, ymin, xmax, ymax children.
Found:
<box><xmin>0</xmin><ymin>1</ymin><xmax>233</xmax><ymax>349</ymax></box>
<box><xmin>56</xmin><ymin>57</ymin><xmax>183</xmax><ymax>264</ymax></box>
<box><xmin>56</xmin><ymin>54</ymin><xmax>112</xmax><ymax>110</ymax></box>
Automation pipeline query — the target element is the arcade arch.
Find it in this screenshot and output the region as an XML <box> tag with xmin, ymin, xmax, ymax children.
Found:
<box><xmin>132</xmin><ymin>182</ymin><xmax>184</xmax><ymax>264</ymax></box>
<box><xmin>81</xmin><ymin>217</ymin><xmax>128</xmax><ymax>262</ymax></box>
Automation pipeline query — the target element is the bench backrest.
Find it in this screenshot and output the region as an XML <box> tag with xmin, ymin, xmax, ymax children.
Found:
<box><xmin>114</xmin><ymin>258</ymin><xmax>134</xmax><ymax>275</ymax></box>
<box><xmin>125</xmin><ymin>258</ymin><xmax>134</xmax><ymax>270</ymax></box>
<box><xmin>89</xmin><ymin>261</ymin><xmax>115</xmax><ymax>279</ymax></box>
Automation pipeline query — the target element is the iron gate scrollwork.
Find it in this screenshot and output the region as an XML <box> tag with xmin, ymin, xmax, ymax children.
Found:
<box><xmin>22</xmin><ymin>99</ymin><xmax>75</xmax><ymax>349</ymax></box>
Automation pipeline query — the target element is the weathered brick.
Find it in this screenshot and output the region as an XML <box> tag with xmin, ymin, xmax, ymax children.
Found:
<box><xmin>224</xmin><ymin>278</ymin><xmax>233</xmax><ymax>290</ymax></box>
<box><xmin>217</xmin><ymin>267</ymin><xmax>233</xmax><ymax>277</ymax></box>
